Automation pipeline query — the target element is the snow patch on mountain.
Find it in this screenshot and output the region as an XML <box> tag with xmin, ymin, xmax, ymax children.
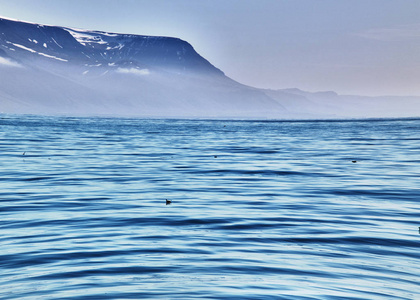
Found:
<box><xmin>51</xmin><ymin>37</ymin><xmax>63</xmax><ymax>48</ymax></box>
<box><xmin>37</xmin><ymin>52</ymin><xmax>68</xmax><ymax>62</ymax></box>
<box><xmin>106</xmin><ymin>44</ymin><xmax>124</xmax><ymax>50</ymax></box>
<box><xmin>8</xmin><ymin>42</ymin><xmax>36</xmax><ymax>53</ymax></box>
<box><xmin>64</xmin><ymin>28</ymin><xmax>108</xmax><ymax>46</ymax></box>
<box><xmin>6</xmin><ymin>41</ymin><xmax>67</xmax><ymax>62</ymax></box>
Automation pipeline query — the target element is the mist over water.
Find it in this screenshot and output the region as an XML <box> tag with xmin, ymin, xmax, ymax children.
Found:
<box><xmin>1</xmin><ymin>115</ymin><xmax>419</xmax><ymax>299</ymax></box>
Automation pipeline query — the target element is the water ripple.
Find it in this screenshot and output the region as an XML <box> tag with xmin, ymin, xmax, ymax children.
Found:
<box><xmin>0</xmin><ymin>116</ymin><xmax>419</xmax><ymax>299</ymax></box>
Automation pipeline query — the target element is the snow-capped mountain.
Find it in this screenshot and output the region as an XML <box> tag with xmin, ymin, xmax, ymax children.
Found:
<box><xmin>0</xmin><ymin>17</ymin><xmax>223</xmax><ymax>75</ymax></box>
<box><xmin>1</xmin><ymin>17</ymin><xmax>419</xmax><ymax>118</ymax></box>
<box><xmin>0</xmin><ymin>17</ymin><xmax>285</xmax><ymax>117</ymax></box>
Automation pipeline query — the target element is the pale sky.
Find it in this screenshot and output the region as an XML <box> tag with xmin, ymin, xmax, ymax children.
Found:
<box><xmin>1</xmin><ymin>0</ymin><xmax>420</xmax><ymax>96</ymax></box>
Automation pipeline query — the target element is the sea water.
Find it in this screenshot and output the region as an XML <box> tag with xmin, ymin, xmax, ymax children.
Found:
<box><xmin>0</xmin><ymin>116</ymin><xmax>419</xmax><ymax>299</ymax></box>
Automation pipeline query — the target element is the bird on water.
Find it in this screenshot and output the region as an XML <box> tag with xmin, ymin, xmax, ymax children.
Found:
<box><xmin>166</xmin><ymin>199</ymin><xmax>172</xmax><ymax>205</ymax></box>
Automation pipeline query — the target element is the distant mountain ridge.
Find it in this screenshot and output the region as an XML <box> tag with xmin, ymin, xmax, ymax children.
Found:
<box><xmin>1</xmin><ymin>17</ymin><xmax>419</xmax><ymax>118</ymax></box>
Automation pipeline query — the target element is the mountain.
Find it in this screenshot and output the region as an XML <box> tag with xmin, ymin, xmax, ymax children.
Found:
<box><xmin>0</xmin><ymin>17</ymin><xmax>285</xmax><ymax>118</ymax></box>
<box><xmin>264</xmin><ymin>89</ymin><xmax>420</xmax><ymax>119</ymax></box>
<box><xmin>0</xmin><ymin>17</ymin><xmax>223</xmax><ymax>75</ymax></box>
<box><xmin>1</xmin><ymin>17</ymin><xmax>419</xmax><ymax>119</ymax></box>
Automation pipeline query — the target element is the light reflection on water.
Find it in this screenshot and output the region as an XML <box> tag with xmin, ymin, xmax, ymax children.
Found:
<box><xmin>0</xmin><ymin>116</ymin><xmax>419</xmax><ymax>299</ymax></box>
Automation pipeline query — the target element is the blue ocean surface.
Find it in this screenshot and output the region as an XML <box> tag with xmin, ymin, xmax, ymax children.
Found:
<box><xmin>0</xmin><ymin>116</ymin><xmax>419</xmax><ymax>299</ymax></box>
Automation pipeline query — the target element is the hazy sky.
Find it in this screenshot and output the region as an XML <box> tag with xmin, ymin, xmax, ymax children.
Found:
<box><xmin>1</xmin><ymin>0</ymin><xmax>420</xmax><ymax>96</ymax></box>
